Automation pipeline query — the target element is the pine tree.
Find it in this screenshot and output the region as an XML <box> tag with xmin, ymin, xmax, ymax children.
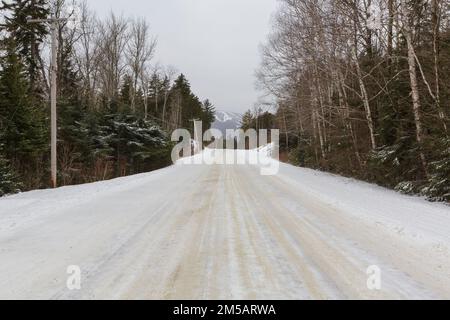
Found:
<box><xmin>241</xmin><ymin>110</ymin><xmax>254</xmax><ymax>131</ymax></box>
<box><xmin>169</xmin><ymin>74</ymin><xmax>214</xmax><ymax>132</ymax></box>
<box><xmin>1</xmin><ymin>0</ymin><xmax>50</xmax><ymax>93</ymax></box>
<box><xmin>0</xmin><ymin>142</ymin><xmax>22</xmax><ymax>197</ymax></box>
<box><xmin>422</xmin><ymin>138</ymin><xmax>450</xmax><ymax>202</ymax></box>
<box><xmin>94</xmin><ymin>114</ymin><xmax>170</xmax><ymax>176</ymax></box>
<box><xmin>119</xmin><ymin>74</ymin><xmax>133</xmax><ymax>113</ymax></box>
<box><xmin>201</xmin><ymin>99</ymin><xmax>215</xmax><ymax>130</ymax></box>
<box><xmin>58</xmin><ymin>98</ymin><xmax>93</xmax><ymax>185</ymax></box>
<box><xmin>0</xmin><ymin>40</ymin><xmax>47</xmax><ymax>185</ymax></box>
<box><xmin>170</xmin><ymin>74</ymin><xmax>192</xmax><ymax>129</ymax></box>
<box><xmin>0</xmin><ymin>153</ymin><xmax>21</xmax><ymax>196</ymax></box>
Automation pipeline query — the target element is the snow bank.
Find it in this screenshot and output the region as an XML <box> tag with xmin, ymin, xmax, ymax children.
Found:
<box><xmin>277</xmin><ymin>162</ymin><xmax>450</xmax><ymax>248</ymax></box>
<box><xmin>0</xmin><ymin>166</ymin><xmax>176</xmax><ymax>233</ymax></box>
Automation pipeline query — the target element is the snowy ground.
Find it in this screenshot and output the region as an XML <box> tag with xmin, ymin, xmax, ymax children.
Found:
<box><xmin>0</xmin><ymin>148</ymin><xmax>449</xmax><ymax>299</ymax></box>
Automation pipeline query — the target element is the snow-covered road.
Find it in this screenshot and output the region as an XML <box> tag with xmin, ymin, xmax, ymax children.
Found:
<box><xmin>0</xmin><ymin>150</ymin><xmax>449</xmax><ymax>299</ymax></box>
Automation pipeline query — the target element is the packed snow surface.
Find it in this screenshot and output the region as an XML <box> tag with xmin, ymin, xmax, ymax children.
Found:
<box><xmin>0</xmin><ymin>148</ymin><xmax>449</xmax><ymax>299</ymax></box>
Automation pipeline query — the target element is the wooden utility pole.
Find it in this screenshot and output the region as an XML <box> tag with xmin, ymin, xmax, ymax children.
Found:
<box><xmin>28</xmin><ymin>17</ymin><xmax>67</xmax><ymax>188</ymax></box>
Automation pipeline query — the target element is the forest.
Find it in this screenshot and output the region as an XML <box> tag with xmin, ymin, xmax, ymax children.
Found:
<box><xmin>250</xmin><ymin>0</ymin><xmax>449</xmax><ymax>201</ymax></box>
<box><xmin>0</xmin><ymin>0</ymin><xmax>215</xmax><ymax>196</ymax></box>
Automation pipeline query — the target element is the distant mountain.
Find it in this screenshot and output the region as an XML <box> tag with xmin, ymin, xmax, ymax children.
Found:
<box><xmin>212</xmin><ymin>111</ymin><xmax>242</xmax><ymax>137</ymax></box>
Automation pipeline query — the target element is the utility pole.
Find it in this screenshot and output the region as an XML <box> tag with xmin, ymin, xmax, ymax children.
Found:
<box><xmin>28</xmin><ymin>16</ymin><xmax>67</xmax><ymax>188</ymax></box>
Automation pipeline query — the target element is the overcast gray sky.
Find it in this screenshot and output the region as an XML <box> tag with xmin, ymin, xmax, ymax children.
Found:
<box><xmin>88</xmin><ymin>0</ymin><xmax>277</xmax><ymax>113</ymax></box>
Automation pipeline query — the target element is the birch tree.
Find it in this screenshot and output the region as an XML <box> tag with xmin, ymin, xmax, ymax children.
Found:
<box><xmin>97</xmin><ymin>13</ymin><xmax>128</xmax><ymax>109</ymax></box>
<box><xmin>126</xmin><ymin>17</ymin><xmax>156</xmax><ymax>113</ymax></box>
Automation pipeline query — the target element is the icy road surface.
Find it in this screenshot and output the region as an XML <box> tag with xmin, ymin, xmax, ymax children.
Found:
<box><xmin>0</xmin><ymin>149</ymin><xmax>449</xmax><ymax>299</ymax></box>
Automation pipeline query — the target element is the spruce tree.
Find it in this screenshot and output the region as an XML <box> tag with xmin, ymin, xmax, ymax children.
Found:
<box><xmin>1</xmin><ymin>0</ymin><xmax>50</xmax><ymax>92</ymax></box>
<box><xmin>241</xmin><ymin>111</ymin><xmax>254</xmax><ymax>131</ymax></box>
<box><xmin>119</xmin><ymin>75</ymin><xmax>133</xmax><ymax>113</ymax></box>
<box><xmin>0</xmin><ymin>140</ymin><xmax>22</xmax><ymax>197</ymax></box>
<box><xmin>169</xmin><ymin>74</ymin><xmax>214</xmax><ymax>132</ymax></box>
<box><xmin>0</xmin><ymin>152</ymin><xmax>21</xmax><ymax>197</ymax></box>
<box><xmin>201</xmin><ymin>99</ymin><xmax>215</xmax><ymax>130</ymax></box>
<box><xmin>0</xmin><ymin>40</ymin><xmax>47</xmax><ymax>184</ymax></box>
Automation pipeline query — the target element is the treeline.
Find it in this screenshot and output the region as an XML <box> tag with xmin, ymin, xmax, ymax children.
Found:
<box><xmin>256</xmin><ymin>0</ymin><xmax>449</xmax><ymax>201</ymax></box>
<box><xmin>241</xmin><ymin>109</ymin><xmax>277</xmax><ymax>132</ymax></box>
<box><xmin>0</xmin><ymin>0</ymin><xmax>214</xmax><ymax>196</ymax></box>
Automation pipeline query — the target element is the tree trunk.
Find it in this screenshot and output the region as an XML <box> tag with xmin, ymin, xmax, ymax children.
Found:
<box><xmin>310</xmin><ymin>84</ymin><xmax>326</xmax><ymax>160</ymax></box>
<box><xmin>405</xmin><ymin>29</ymin><xmax>428</xmax><ymax>176</ymax></box>
<box><xmin>431</xmin><ymin>0</ymin><xmax>447</xmax><ymax>132</ymax></box>
<box><xmin>337</xmin><ymin>70</ymin><xmax>362</xmax><ymax>167</ymax></box>
<box><xmin>353</xmin><ymin>47</ymin><xmax>377</xmax><ymax>150</ymax></box>
<box><xmin>155</xmin><ymin>87</ymin><xmax>158</xmax><ymax>114</ymax></box>
<box><xmin>387</xmin><ymin>0</ymin><xmax>394</xmax><ymax>59</ymax></box>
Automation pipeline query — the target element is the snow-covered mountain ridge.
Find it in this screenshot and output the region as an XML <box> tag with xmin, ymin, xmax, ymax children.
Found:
<box><xmin>212</xmin><ymin>111</ymin><xmax>242</xmax><ymax>137</ymax></box>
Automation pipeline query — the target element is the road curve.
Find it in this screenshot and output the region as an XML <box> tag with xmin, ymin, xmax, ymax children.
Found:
<box><xmin>0</xmin><ymin>155</ymin><xmax>449</xmax><ymax>299</ymax></box>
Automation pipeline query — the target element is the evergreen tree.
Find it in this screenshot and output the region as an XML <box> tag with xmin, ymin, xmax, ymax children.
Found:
<box><xmin>0</xmin><ymin>40</ymin><xmax>47</xmax><ymax>173</ymax></box>
<box><xmin>241</xmin><ymin>110</ymin><xmax>254</xmax><ymax>131</ymax></box>
<box><xmin>0</xmin><ymin>155</ymin><xmax>21</xmax><ymax>196</ymax></box>
<box><xmin>1</xmin><ymin>0</ymin><xmax>50</xmax><ymax>92</ymax></box>
<box><xmin>0</xmin><ymin>144</ymin><xmax>22</xmax><ymax>196</ymax></box>
<box><xmin>169</xmin><ymin>74</ymin><xmax>214</xmax><ymax>132</ymax></box>
<box><xmin>58</xmin><ymin>97</ymin><xmax>93</xmax><ymax>185</ymax></box>
<box><xmin>422</xmin><ymin>138</ymin><xmax>450</xmax><ymax>202</ymax></box>
<box><xmin>201</xmin><ymin>99</ymin><xmax>215</xmax><ymax>130</ymax></box>
<box><xmin>119</xmin><ymin>74</ymin><xmax>133</xmax><ymax>113</ymax></box>
<box><xmin>94</xmin><ymin>114</ymin><xmax>171</xmax><ymax>176</ymax></box>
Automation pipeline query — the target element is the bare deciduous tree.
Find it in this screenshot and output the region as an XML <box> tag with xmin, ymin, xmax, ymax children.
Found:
<box><xmin>74</xmin><ymin>0</ymin><xmax>100</xmax><ymax>109</ymax></box>
<box><xmin>97</xmin><ymin>12</ymin><xmax>128</xmax><ymax>109</ymax></box>
<box><xmin>126</xmin><ymin>17</ymin><xmax>156</xmax><ymax>113</ymax></box>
